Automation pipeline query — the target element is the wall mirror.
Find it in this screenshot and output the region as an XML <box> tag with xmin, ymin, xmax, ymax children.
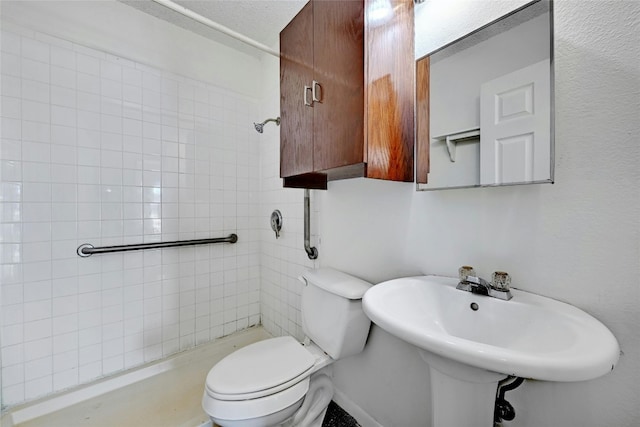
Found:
<box><xmin>415</xmin><ymin>0</ymin><xmax>554</xmax><ymax>190</ymax></box>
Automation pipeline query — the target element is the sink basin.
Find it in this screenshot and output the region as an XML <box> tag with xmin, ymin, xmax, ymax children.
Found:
<box><xmin>362</xmin><ymin>275</ymin><xmax>619</xmax><ymax>382</ymax></box>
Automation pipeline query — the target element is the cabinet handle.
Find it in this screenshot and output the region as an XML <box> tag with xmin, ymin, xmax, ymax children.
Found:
<box><xmin>304</xmin><ymin>85</ymin><xmax>313</xmax><ymax>106</ymax></box>
<box><xmin>312</xmin><ymin>80</ymin><xmax>322</xmax><ymax>103</ymax></box>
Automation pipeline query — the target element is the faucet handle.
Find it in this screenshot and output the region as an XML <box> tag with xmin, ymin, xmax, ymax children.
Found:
<box><xmin>491</xmin><ymin>271</ymin><xmax>511</xmax><ymax>291</ymax></box>
<box><xmin>458</xmin><ymin>266</ymin><xmax>476</xmax><ymax>281</ymax></box>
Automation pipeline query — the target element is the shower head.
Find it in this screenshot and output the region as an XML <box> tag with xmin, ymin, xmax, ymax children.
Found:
<box><xmin>253</xmin><ymin>117</ymin><xmax>281</xmax><ymax>133</ymax></box>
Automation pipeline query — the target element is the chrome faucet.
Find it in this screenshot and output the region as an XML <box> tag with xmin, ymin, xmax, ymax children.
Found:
<box><xmin>456</xmin><ymin>267</ymin><xmax>513</xmax><ymax>300</ymax></box>
<box><xmin>458</xmin><ymin>275</ymin><xmax>492</xmax><ymax>295</ymax></box>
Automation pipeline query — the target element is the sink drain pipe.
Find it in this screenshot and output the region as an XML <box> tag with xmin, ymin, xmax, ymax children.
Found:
<box><xmin>494</xmin><ymin>376</ymin><xmax>525</xmax><ymax>426</ymax></box>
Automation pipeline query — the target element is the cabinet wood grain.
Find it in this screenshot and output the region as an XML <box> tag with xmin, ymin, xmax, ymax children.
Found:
<box><xmin>366</xmin><ymin>0</ymin><xmax>415</xmax><ymax>182</ymax></box>
<box><xmin>416</xmin><ymin>56</ymin><xmax>430</xmax><ymax>184</ymax></box>
<box><xmin>280</xmin><ymin>0</ymin><xmax>414</xmax><ymax>188</ymax></box>
<box><xmin>280</xmin><ymin>2</ymin><xmax>314</xmax><ymax>178</ymax></box>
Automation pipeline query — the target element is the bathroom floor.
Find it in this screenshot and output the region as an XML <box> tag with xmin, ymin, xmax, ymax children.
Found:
<box><xmin>5</xmin><ymin>328</ymin><xmax>361</xmax><ymax>427</ymax></box>
<box><xmin>321</xmin><ymin>401</ymin><xmax>361</xmax><ymax>427</ymax></box>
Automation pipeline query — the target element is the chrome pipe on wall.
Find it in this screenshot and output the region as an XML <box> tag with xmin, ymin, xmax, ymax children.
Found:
<box><xmin>304</xmin><ymin>189</ymin><xmax>318</xmax><ymax>260</ymax></box>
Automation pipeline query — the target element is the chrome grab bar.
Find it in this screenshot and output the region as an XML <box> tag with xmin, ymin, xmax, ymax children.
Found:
<box><xmin>304</xmin><ymin>189</ymin><xmax>318</xmax><ymax>260</ymax></box>
<box><xmin>77</xmin><ymin>234</ymin><xmax>238</xmax><ymax>257</ymax></box>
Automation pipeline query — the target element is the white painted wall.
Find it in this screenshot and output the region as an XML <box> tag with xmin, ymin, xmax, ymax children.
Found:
<box><xmin>320</xmin><ymin>1</ymin><xmax>640</xmax><ymax>426</ymax></box>
<box><xmin>0</xmin><ymin>1</ymin><xmax>262</xmax><ymax>408</ymax></box>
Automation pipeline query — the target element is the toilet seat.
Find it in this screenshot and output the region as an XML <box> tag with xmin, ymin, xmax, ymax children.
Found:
<box><xmin>203</xmin><ymin>336</ymin><xmax>317</xmax><ymax>423</ymax></box>
<box><xmin>205</xmin><ymin>336</ymin><xmax>315</xmax><ymax>400</ymax></box>
<box><xmin>203</xmin><ymin>378</ymin><xmax>309</xmax><ymax>422</ymax></box>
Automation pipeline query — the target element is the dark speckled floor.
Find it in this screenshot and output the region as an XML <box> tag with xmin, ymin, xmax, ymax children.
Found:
<box><xmin>322</xmin><ymin>401</ymin><xmax>360</xmax><ymax>427</ymax></box>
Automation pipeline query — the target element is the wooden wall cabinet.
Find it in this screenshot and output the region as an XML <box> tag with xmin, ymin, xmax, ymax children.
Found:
<box><xmin>280</xmin><ymin>0</ymin><xmax>415</xmax><ymax>189</ymax></box>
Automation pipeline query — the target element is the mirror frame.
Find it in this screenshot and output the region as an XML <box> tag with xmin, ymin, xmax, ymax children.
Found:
<box><xmin>415</xmin><ymin>0</ymin><xmax>555</xmax><ymax>191</ymax></box>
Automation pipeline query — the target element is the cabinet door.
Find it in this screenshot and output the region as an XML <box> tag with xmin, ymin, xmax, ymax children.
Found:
<box><xmin>280</xmin><ymin>2</ymin><xmax>314</xmax><ymax>178</ymax></box>
<box><xmin>312</xmin><ymin>0</ymin><xmax>365</xmax><ymax>172</ymax></box>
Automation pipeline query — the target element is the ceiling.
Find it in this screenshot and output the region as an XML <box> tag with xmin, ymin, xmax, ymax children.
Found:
<box><xmin>120</xmin><ymin>0</ymin><xmax>307</xmax><ymax>57</ymax></box>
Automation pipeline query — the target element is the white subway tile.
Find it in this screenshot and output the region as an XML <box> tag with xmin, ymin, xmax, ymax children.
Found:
<box><xmin>77</xmin><ymin>72</ymin><xmax>100</xmax><ymax>95</ymax></box>
<box><xmin>51</xmin><ymin>164</ymin><xmax>76</xmax><ymax>184</ymax></box>
<box><xmin>101</xmin><ymin>60</ymin><xmax>122</xmax><ymax>82</ymax></box>
<box><xmin>51</xmin><ymin>144</ymin><xmax>77</xmax><ymax>165</ymax></box>
<box><xmin>24</xmin><ymin>280</ymin><xmax>52</xmax><ymax>302</ymax></box>
<box><xmin>22</xmin><ymin>162</ymin><xmax>51</xmax><ymax>183</ymax></box>
<box><xmin>51</xmin><ymin>125</ymin><xmax>77</xmax><ymax>147</ymax></box>
<box><xmin>77</xmin><ymin>91</ymin><xmax>99</xmax><ymax>113</ymax></box>
<box><xmin>51</xmin><ymin>105</ymin><xmax>76</xmax><ymax>127</ymax></box>
<box><xmin>22</xmin><ymin>241</ymin><xmax>51</xmax><ymax>263</ymax></box>
<box><xmin>76</xmin><ymin>185</ymin><xmax>99</xmax><ymax>203</ymax></box>
<box><xmin>2</xmin><ymin>303</ymin><xmax>23</xmax><ymax>326</ymax></box>
<box><xmin>52</xmin><ymin>295</ymin><xmax>77</xmax><ymax>317</ymax></box>
<box><xmin>22</xmin><ymin>37</ymin><xmax>49</xmax><ymax>63</ymax></box>
<box><xmin>1</xmin><ymin>53</ymin><xmax>20</xmax><ymax>78</ymax></box>
<box><xmin>53</xmin><ymin>336</ymin><xmax>78</xmax><ymax>359</ymax></box>
<box><xmin>51</xmin><ymin>46</ymin><xmax>76</xmax><ymax>69</ymax></box>
<box><xmin>52</xmin><ymin>258</ymin><xmax>78</xmax><ymax>279</ymax></box>
<box><xmin>52</xmin><ymin>277</ymin><xmax>78</xmax><ymax>297</ymax></box>
<box><xmin>1</xmin><ymin>96</ymin><xmax>21</xmax><ymax>120</ymax></box>
<box><xmin>0</xmin><ymin>283</ymin><xmax>23</xmax><ymax>306</ymax></box>
<box><xmin>24</xmin><ymin>318</ymin><xmax>52</xmax><ymax>342</ymax></box>
<box><xmin>22</xmin><ymin>100</ymin><xmax>51</xmax><ymax>124</ymax></box>
<box><xmin>76</xmin><ymin>54</ymin><xmax>100</xmax><ymax>75</ymax></box>
<box><xmin>0</xmin><ymin>140</ymin><xmax>22</xmax><ymax>162</ymax></box>
<box><xmin>1</xmin><ymin>31</ymin><xmax>21</xmax><ymax>55</ymax></box>
<box><xmin>52</xmin><ymin>313</ymin><xmax>77</xmax><ymax>335</ymax></box>
<box><xmin>78</xmin><ymin>361</ymin><xmax>101</xmax><ymax>383</ymax></box>
<box><xmin>51</xmin><ymin>66</ymin><xmax>76</xmax><ymax>90</ymax></box>
<box><xmin>77</xmin><ymin>110</ymin><xmax>100</xmax><ymax>131</ymax></box>
<box><xmin>1</xmin><ymin>343</ymin><xmax>24</xmax><ymax>367</ymax></box>
<box><xmin>103</xmin><ymin>95</ymin><xmax>124</xmax><ymax>116</ymax></box>
<box><xmin>101</xmin><ymin>133</ymin><xmax>123</xmax><ymax>153</ymax></box>
<box><xmin>24</xmin><ymin>356</ymin><xmax>53</xmax><ymax>381</ymax></box>
<box><xmin>1</xmin><ymin>75</ymin><xmax>21</xmax><ymax>98</ymax></box>
<box><xmin>101</xmin><ymin>79</ymin><xmax>122</xmax><ymax>100</ymax></box>
<box><xmin>51</xmin><ymin>222</ymin><xmax>76</xmax><ymax>241</ymax></box>
<box><xmin>2</xmin><ymin>117</ymin><xmax>21</xmax><ymax>140</ymax></box>
<box><xmin>53</xmin><ymin>368</ymin><xmax>78</xmax><ymax>390</ymax></box>
<box><xmin>101</xmin><ymin>114</ymin><xmax>122</xmax><ymax>134</ymax></box>
<box><xmin>122</xmin><ymin>67</ymin><xmax>141</xmax><ymax>86</ymax></box>
<box><xmin>77</xmin><ymin>129</ymin><xmax>100</xmax><ymax>149</ymax></box>
<box><xmin>77</xmin><ymin>166</ymin><xmax>100</xmax><ymax>184</ymax></box>
<box><xmin>101</xmin><ymin>150</ymin><xmax>122</xmax><ymax>169</ymax></box>
<box><xmin>51</xmin><ymin>203</ymin><xmax>76</xmax><ymax>222</ymax></box>
<box><xmin>21</xmin><ymin>58</ymin><xmax>49</xmax><ymax>83</ymax></box>
<box><xmin>51</xmin><ymin>183</ymin><xmax>76</xmax><ymax>202</ymax></box>
<box><xmin>2</xmin><ymin>364</ymin><xmax>25</xmax><ymax>387</ymax></box>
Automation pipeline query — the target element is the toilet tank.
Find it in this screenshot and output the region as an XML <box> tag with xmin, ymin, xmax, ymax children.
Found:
<box><xmin>300</xmin><ymin>268</ymin><xmax>373</xmax><ymax>360</ymax></box>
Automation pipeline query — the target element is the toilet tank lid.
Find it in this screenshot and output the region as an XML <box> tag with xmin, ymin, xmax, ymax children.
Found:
<box><xmin>301</xmin><ymin>268</ymin><xmax>372</xmax><ymax>300</ymax></box>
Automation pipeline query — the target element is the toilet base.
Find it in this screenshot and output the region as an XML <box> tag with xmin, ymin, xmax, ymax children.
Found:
<box><xmin>211</xmin><ymin>397</ymin><xmax>304</xmax><ymax>427</ymax></box>
<box><xmin>210</xmin><ymin>374</ymin><xmax>334</xmax><ymax>427</ymax></box>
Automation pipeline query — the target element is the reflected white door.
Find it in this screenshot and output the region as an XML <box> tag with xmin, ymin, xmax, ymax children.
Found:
<box><xmin>480</xmin><ymin>59</ymin><xmax>551</xmax><ymax>185</ymax></box>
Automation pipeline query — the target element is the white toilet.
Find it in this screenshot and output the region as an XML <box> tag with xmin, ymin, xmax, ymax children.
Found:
<box><xmin>202</xmin><ymin>268</ymin><xmax>373</xmax><ymax>427</ymax></box>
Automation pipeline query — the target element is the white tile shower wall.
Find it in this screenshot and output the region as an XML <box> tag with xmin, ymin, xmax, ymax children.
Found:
<box><xmin>0</xmin><ymin>26</ymin><xmax>261</xmax><ymax>407</ymax></box>
<box><xmin>257</xmin><ymin>53</ymin><xmax>318</xmax><ymax>341</ymax></box>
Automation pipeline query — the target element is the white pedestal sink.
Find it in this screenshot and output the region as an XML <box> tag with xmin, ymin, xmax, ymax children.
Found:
<box><xmin>362</xmin><ymin>276</ymin><xmax>620</xmax><ymax>427</ymax></box>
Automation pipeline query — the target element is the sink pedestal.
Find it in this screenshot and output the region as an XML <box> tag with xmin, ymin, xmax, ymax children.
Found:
<box><xmin>420</xmin><ymin>351</ymin><xmax>507</xmax><ymax>427</ymax></box>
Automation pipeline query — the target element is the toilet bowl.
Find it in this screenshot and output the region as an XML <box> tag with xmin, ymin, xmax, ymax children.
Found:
<box><xmin>202</xmin><ymin>268</ymin><xmax>372</xmax><ymax>427</ymax></box>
